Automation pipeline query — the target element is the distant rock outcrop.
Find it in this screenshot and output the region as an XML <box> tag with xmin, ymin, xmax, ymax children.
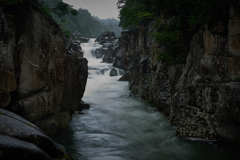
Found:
<box><xmin>96</xmin><ymin>32</ymin><xmax>117</xmax><ymax>44</ymax></box>
<box><xmin>94</xmin><ymin>32</ymin><xmax>119</xmax><ymax>63</ymax></box>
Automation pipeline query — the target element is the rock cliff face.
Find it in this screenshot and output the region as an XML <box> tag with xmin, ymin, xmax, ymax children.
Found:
<box><xmin>0</xmin><ymin>1</ymin><xmax>88</xmax><ymax>159</ymax></box>
<box><xmin>117</xmin><ymin>5</ymin><xmax>240</xmax><ymax>143</ymax></box>
<box><xmin>171</xmin><ymin>5</ymin><xmax>240</xmax><ymax>142</ymax></box>
<box><xmin>117</xmin><ymin>27</ymin><xmax>179</xmax><ymax>114</ymax></box>
<box><xmin>0</xmin><ymin>1</ymin><xmax>88</xmax><ymax>135</ymax></box>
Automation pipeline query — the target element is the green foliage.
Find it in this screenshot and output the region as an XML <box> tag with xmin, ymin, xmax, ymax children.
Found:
<box><xmin>154</xmin><ymin>30</ymin><xmax>186</xmax><ymax>64</ymax></box>
<box><xmin>119</xmin><ymin>0</ymin><xmax>232</xmax><ymax>30</ymax></box>
<box><xmin>40</xmin><ymin>5</ymin><xmax>51</xmax><ymax>17</ymax></box>
<box><xmin>63</xmin><ymin>29</ymin><xmax>71</xmax><ymax>39</ymax></box>
<box><xmin>70</xmin><ymin>9</ymin><xmax>78</xmax><ymax>16</ymax></box>
<box><xmin>119</xmin><ymin>0</ymin><xmax>152</xmax><ymax>28</ymax></box>
<box><xmin>53</xmin><ymin>2</ymin><xmax>70</xmax><ymax>16</ymax></box>
<box><xmin>119</xmin><ymin>0</ymin><xmax>233</xmax><ymax>64</ymax></box>
<box><xmin>41</xmin><ymin>0</ymin><xmax>121</xmax><ymax>37</ymax></box>
<box><xmin>153</xmin><ymin>31</ymin><xmax>179</xmax><ymax>46</ymax></box>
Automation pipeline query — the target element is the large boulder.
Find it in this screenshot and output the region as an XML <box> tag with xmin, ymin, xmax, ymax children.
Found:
<box><xmin>0</xmin><ymin>135</ymin><xmax>51</xmax><ymax>160</ymax></box>
<box><xmin>0</xmin><ymin>109</ymin><xmax>70</xmax><ymax>160</ymax></box>
<box><xmin>102</xmin><ymin>47</ymin><xmax>116</xmax><ymax>63</ymax></box>
<box><xmin>93</xmin><ymin>48</ymin><xmax>105</xmax><ymax>58</ymax></box>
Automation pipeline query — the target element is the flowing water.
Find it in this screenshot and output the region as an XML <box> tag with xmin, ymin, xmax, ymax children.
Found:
<box><xmin>57</xmin><ymin>39</ymin><xmax>236</xmax><ymax>160</ymax></box>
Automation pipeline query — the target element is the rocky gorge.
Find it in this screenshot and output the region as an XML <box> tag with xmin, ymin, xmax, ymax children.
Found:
<box><xmin>1</xmin><ymin>0</ymin><xmax>240</xmax><ymax>159</ymax></box>
<box><xmin>0</xmin><ymin>0</ymin><xmax>88</xmax><ymax>159</ymax></box>
<box><xmin>113</xmin><ymin>3</ymin><xmax>240</xmax><ymax>144</ymax></box>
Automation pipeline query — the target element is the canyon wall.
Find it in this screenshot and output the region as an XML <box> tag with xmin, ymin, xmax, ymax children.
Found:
<box><xmin>0</xmin><ymin>1</ymin><xmax>88</xmax><ymax>159</ymax></box>
<box><xmin>0</xmin><ymin>0</ymin><xmax>88</xmax><ymax>135</ymax></box>
<box><xmin>117</xmin><ymin>4</ymin><xmax>240</xmax><ymax>143</ymax></box>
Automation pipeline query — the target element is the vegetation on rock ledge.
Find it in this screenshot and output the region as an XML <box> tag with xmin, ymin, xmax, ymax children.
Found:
<box><xmin>118</xmin><ymin>0</ymin><xmax>234</xmax><ymax>64</ymax></box>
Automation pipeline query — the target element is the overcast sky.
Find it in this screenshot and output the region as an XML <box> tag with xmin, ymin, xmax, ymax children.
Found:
<box><xmin>63</xmin><ymin>0</ymin><xmax>119</xmax><ymax>19</ymax></box>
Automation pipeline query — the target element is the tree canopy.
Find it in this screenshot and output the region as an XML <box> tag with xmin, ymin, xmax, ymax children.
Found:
<box><xmin>118</xmin><ymin>0</ymin><xmax>233</xmax><ymax>29</ymax></box>
<box><xmin>118</xmin><ymin>0</ymin><xmax>236</xmax><ymax>64</ymax></box>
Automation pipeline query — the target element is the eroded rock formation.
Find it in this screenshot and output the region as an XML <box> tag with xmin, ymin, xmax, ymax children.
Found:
<box><xmin>0</xmin><ymin>1</ymin><xmax>88</xmax><ymax>135</ymax></box>
<box><xmin>116</xmin><ymin>4</ymin><xmax>240</xmax><ymax>143</ymax></box>
<box><xmin>0</xmin><ymin>1</ymin><xmax>88</xmax><ymax>159</ymax></box>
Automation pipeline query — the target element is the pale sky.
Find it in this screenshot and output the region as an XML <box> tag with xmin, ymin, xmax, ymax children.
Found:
<box><xmin>63</xmin><ymin>0</ymin><xmax>119</xmax><ymax>19</ymax></box>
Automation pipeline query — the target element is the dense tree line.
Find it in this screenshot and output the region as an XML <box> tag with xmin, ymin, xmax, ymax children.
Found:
<box><xmin>118</xmin><ymin>0</ymin><xmax>236</xmax><ymax>63</ymax></box>
<box><xmin>41</xmin><ymin>0</ymin><xmax>121</xmax><ymax>37</ymax></box>
<box><xmin>118</xmin><ymin>0</ymin><xmax>235</xmax><ymax>29</ymax></box>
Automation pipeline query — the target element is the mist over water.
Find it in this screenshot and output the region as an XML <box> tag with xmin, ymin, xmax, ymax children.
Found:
<box><xmin>57</xmin><ymin>39</ymin><xmax>236</xmax><ymax>160</ymax></box>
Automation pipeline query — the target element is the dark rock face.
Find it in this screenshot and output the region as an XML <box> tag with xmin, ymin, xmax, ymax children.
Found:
<box><xmin>63</xmin><ymin>49</ymin><xmax>88</xmax><ymax>111</ymax></box>
<box><xmin>0</xmin><ymin>2</ymin><xmax>87</xmax><ymax>135</ymax></box>
<box><xmin>0</xmin><ymin>109</ymin><xmax>70</xmax><ymax>160</ymax></box>
<box><xmin>0</xmin><ymin>135</ymin><xmax>51</xmax><ymax>160</ymax></box>
<box><xmin>171</xmin><ymin>6</ymin><xmax>240</xmax><ymax>142</ymax></box>
<box><xmin>117</xmin><ymin>5</ymin><xmax>240</xmax><ymax>143</ymax></box>
<box><xmin>117</xmin><ymin>28</ymin><xmax>177</xmax><ymax>114</ymax></box>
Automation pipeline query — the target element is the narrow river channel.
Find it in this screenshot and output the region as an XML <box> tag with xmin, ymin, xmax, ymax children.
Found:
<box><xmin>57</xmin><ymin>39</ymin><xmax>236</xmax><ymax>160</ymax></box>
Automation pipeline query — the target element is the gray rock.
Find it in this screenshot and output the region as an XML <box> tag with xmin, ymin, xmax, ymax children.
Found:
<box><xmin>0</xmin><ymin>135</ymin><xmax>51</xmax><ymax>160</ymax></box>
<box><xmin>110</xmin><ymin>68</ymin><xmax>118</xmax><ymax>77</ymax></box>
<box><xmin>94</xmin><ymin>48</ymin><xmax>104</xmax><ymax>58</ymax></box>
<box><xmin>102</xmin><ymin>48</ymin><xmax>116</xmax><ymax>63</ymax></box>
<box><xmin>0</xmin><ymin>109</ymin><xmax>68</xmax><ymax>159</ymax></box>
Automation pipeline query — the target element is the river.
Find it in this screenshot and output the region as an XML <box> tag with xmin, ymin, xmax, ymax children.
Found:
<box><xmin>57</xmin><ymin>39</ymin><xmax>236</xmax><ymax>160</ymax></box>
